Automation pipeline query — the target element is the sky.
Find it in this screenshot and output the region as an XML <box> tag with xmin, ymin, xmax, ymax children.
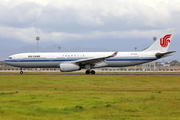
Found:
<box><xmin>0</xmin><ymin>0</ymin><xmax>180</xmax><ymax>61</ymax></box>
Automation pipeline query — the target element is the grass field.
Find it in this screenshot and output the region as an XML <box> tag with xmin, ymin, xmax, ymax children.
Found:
<box><xmin>0</xmin><ymin>72</ymin><xmax>180</xmax><ymax>120</ymax></box>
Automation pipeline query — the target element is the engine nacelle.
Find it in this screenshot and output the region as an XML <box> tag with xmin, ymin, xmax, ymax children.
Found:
<box><xmin>60</xmin><ymin>63</ymin><xmax>80</xmax><ymax>72</ymax></box>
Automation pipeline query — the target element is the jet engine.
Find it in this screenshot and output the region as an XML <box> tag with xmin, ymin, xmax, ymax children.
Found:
<box><xmin>60</xmin><ymin>63</ymin><xmax>80</xmax><ymax>72</ymax></box>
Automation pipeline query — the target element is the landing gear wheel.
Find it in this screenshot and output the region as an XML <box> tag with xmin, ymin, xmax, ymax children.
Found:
<box><xmin>85</xmin><ymin>70</ymin><xmax>95</xmax><ymax>74</ymax></box>
<box><xmin>85</xmin><ymin>70</ymin><xmax>90</xmax><ymax>74</ymax></box>
<box><xmin>20</xmin><ymin>71</ymin><xmax>23</xmax><ymax>74</ymax></box>
<box><xmin>91</xmin><ymin>70</ymin><xmax>95</xmax><ymax>74</ymax></box>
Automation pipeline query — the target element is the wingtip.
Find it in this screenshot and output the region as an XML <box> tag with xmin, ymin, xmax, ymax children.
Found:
<box><xmin>112</xmin><ymin>52</ymin><xmax>118</xmax><ymax>57</ymax></box>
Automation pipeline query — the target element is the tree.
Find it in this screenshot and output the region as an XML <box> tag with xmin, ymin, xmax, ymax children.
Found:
<box><xmin>170</xmin><ymin>60</ymin><xmax>180</xmax><ymax>66</ymax></box>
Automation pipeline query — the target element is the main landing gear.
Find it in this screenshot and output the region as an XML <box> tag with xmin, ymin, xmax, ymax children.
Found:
<box><xmin>85</xmin><ymin>70</ymin><xmax>95</xmax><ymax>74</ymax></box>
<box><xmin>85</xmin><ymin>64</ymin><xmax>95</xmax><ymax>74</ymax></box>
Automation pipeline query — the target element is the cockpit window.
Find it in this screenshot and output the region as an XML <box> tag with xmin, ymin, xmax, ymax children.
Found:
<box><xmin>9</xmin><ymin>57</ymin><xmax>12</xmax><ymax>59</ymax></box>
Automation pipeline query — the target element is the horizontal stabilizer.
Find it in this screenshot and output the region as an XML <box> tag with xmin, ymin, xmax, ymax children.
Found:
<box><xmin>156</xmin><ymin>51</ymin><xmax>176</xmax><ymax>58</ymax></box>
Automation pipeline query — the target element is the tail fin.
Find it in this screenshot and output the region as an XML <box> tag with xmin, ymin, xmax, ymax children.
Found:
<box><xmin>143</xmin><ymin>29</ymin><xmax>175</xmax><ymax>52</ymax></box>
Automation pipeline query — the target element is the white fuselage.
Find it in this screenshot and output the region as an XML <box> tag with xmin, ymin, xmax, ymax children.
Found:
<box><xmin>3</xmin><ymin>29</ymin><xmax>175</xmax><ymax>74</ymax></box>
<box><xmin>4</xmin><ymin>51</ymin><xmax>158</xmax><ymax>68</ymax></box>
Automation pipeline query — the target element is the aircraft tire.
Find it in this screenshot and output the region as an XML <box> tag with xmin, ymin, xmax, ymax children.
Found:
<box><xmin>20</xmin><ymin>71</ymin><xmax>23</xmax><ymax>74</ymax></box>
<box><xmin>85</xmin><ymin>70</ymin><xmax>90</xmax><ymax>74</ymax></box>
<box><xmin>91</xmin><ymin>70</ymin><xmax>95</xmax><ymax>74</ymax></box>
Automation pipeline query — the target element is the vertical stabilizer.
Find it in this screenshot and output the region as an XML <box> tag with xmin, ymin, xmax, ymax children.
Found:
<box><xmin>143</xmin><ymin>29</ymin><xmax>175</xmax><ymax>52</ymax></box>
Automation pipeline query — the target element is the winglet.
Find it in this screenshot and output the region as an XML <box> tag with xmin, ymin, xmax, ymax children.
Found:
<box><xmin>108</xmin><ymin>52</ymin><xmax>118</xmax><ymax>58</ymax></box>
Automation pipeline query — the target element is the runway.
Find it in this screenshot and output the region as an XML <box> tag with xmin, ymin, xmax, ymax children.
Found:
<box><xmin>0</xmin><ymin>72</ymin><xmax>180</xmax><ymax>75</ymax></box>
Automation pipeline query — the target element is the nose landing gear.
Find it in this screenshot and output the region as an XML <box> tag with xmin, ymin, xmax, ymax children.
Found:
<box><xmin>20</xmin><ymin>68</ymin><xmax>23</xmax><ymax>74</ymax></box>
<box><xmin>20</xmin><ymin>71</ymin><xmax>23</xmax><ymax>74</ymax></box>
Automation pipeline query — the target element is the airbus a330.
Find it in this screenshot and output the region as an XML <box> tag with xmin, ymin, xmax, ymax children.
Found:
<box><xmin>4</xmin><ymin>29</ymin><xmax>175</xmax><ymax>74</ymax></box>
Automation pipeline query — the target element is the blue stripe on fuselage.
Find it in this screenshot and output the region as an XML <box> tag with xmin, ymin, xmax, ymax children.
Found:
<box><xmin>4</xmin><ymin>58</ymin><xmax>156</xmax><ymax>62</ymax></box>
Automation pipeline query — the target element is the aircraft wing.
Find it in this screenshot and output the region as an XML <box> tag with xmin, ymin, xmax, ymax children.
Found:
<box><xmin>74</xmin><ymin>52</ymin><xmax>118</xmax><ymax>65</ymax></box>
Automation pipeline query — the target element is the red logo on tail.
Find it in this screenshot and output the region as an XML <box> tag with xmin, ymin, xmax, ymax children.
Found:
<box><xmin>160</xmin><ymin>34</ymin><xmax>172</xmax><ymax>47</ymax></box>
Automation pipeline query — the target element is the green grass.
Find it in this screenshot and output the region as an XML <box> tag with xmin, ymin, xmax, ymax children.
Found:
<box><xmin>0</xmin><ymin>73</ymin><xmax>180</xmax><ymax>120</ymax></box>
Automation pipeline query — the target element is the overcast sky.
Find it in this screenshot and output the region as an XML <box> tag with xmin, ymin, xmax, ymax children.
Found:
<box><xmin>0</xmin><ymin>0</ymin><xmax>180</xmax><ymax>60</ymax></box>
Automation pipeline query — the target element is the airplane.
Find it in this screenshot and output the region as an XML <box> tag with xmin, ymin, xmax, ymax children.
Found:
<box><xmin>4</xmin><ymin>29</ymin><xmax>176</xmax><ymax>74</ymax></box>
